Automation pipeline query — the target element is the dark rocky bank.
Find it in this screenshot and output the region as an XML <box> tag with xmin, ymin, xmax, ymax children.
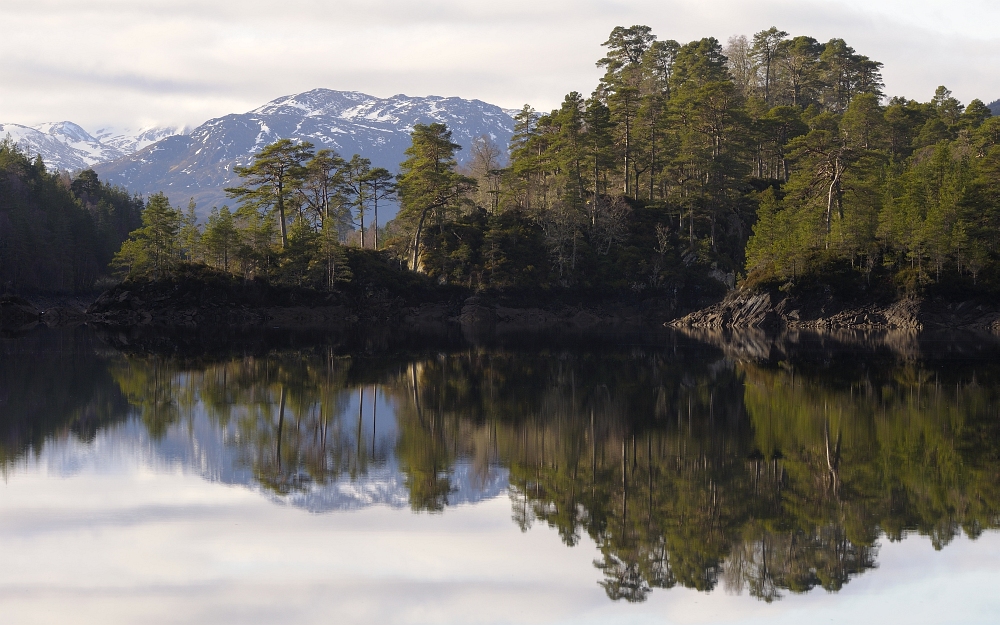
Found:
<box><xmin>1</xmin><ymin>263</ymin><xmax>717</xmax><ymax>335</ymax></box>
<box><xmin>10</xmin><ymin>265</ymin><xmax>1000</xmax><ymax>338</ymax></box>
<box><xmin>83</xmin><ymin>279</ymin><xmax>699</xmax><ymax>334</ymax></box>
<box><xmin>671</xmin><ymin>285</ymin><xmax>1000</xmax><ymax>333</ymax></box>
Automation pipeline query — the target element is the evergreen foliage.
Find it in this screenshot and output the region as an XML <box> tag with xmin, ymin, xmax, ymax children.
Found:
<box><xmin>97</xmin><ymin>25</ymin><xmax>1000</xmax><ymax>298</ymax></box>
<box><xmin>110</xmin><ymin>140</ymin><xmax>397</xmax><ymax>290</ymax></box>
<box><xmin>0</xmin><ymin>140</ymin><xmax>143</xmax><ymax>293</ymax></box>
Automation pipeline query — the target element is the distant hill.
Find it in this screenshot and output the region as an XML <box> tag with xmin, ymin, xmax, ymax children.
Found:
<box><xmin>0</xmin><ymin>121</ymin><xmax>182</xmax><ymax>172</ymax></box>
<box><xmin>989</xmin><ymin>100</ymin><xmax>1000</xmax><ymax>117</ymax></box>
<box><xmin>92</xmin><ymin>89</ymin><xmax>516</xmax><ymax>216</ymax></box>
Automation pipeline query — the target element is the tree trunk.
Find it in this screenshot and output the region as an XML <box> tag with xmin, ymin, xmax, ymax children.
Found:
<box><xmin>689</xmin><ymin>203</ymin><xmax>695</xmax><ymax>245</ymax></box>
<box><xmin>360</xmin><ymin>207</ymin><xmax>365</xmax><ymax>248</ymax></box>
<box><xmin>623</xmin><ymin>110</ymin><xmax>631</xmax><ymax>196</ymax></box>
<box><xmin>276</xmin><ymin>386</ymin><xmax>286</xmax><ymax>470</ymax></box>
<box><xmin>277</xmin><ymin>179</ymin><xmax>288</xmax><ymax>249</ymax></box>
<box><xmin>649</xmin><ymin>129</ymin><xmax>655</xmax><ymax>200</ymax></box>
<box><xmin>410</xmin><ymin>205</ymin><xmax>434</xmax><ymax>272</ymax></box>
<box><xmin>826</xmin><ymin>156</ymin><xmax>843</xmax><ymax>245</ymax></box>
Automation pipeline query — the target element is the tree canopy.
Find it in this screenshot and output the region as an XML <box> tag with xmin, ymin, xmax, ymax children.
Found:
<box><xmin>93</xmin><ymin>24</ymin><xmax>1000</xmax><ymax>300</ymax></box>
<box><xmin>0</xmin><ymin>141</ymin><xmax>143</xmax><ymax>293</ymax></box>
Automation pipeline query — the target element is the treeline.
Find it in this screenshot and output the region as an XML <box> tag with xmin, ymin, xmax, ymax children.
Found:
<box><xmin>489</xmin><ymin>25</ymin><xmax>998</xmax><ymax>292</ymax></box>
<box><xmin>374</xmin><ymin>27</ymin><xmax>902</xmax><ymax>291</ymax></box>
<box><xmin>112</xmin><ymin>140</ymin><xmax>398</xmax><ymax>289</ymax></box>
<box><xmin>0</xmin><ymin>140</ymin><xmax>143</xmax><ymax>292</ymax></box>
<box><xmin>745</xmin><ymin>87</ymin><xmax>1000</xmax><ymax>291</ymax></box>
<box><xmin>112</xmin><ymin>25</ymin><xmax>1000</xmax><ymax>296</ymax></box>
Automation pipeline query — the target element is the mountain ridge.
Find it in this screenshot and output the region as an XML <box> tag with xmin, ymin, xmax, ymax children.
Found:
<box><xmin>93</xmin><ymin>89</ymin><xmax>515</xmax><ymax>216</ymax></box>
<box><xmin>0</xmin><ymin>121</ymin><xmax>184</xmax><ymax>172</ymax></box>
<box><xmin>3</xmin><ymin>89</ymin><xmax>515</xmax><ymax>219</ymax></box>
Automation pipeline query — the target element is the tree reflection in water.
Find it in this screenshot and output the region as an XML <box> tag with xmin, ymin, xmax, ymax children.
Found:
<box><xmin>2</xmin><ymin>329</ymin><xmax>999</xmax><ymax>602</ymax></box>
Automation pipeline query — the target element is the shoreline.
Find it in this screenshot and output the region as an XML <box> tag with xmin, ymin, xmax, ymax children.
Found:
<box><xmin>670</xmin><ymin>287</ymin><xmax>1000</xmax><ymax>334</ymax></box>
<box><xmin>7</xmin><ymin>278</ymin><xmax>1000</xmax><ymax>338</ymax></box>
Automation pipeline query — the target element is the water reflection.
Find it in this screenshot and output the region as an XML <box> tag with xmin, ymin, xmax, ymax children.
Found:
<box><xmin>1</xmin><ymin>328</ymin><xmax>999</xmax><ymax>603</ymax></box>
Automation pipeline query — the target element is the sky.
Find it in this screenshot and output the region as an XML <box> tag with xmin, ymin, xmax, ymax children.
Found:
<box><xmin>1</xmin><ymin>0</ymin><xmax>999</xmax><ymax>133</ymax></box>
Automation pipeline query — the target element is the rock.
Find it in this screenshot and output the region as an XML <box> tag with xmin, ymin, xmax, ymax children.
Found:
<box><xmin>41</xmin><ymin>306</ymin><xmax>88</xmax><ymax>327</ymax></box>
<box><xmin>459</xmin><ymin>297</ymin><xmax>496</xmax><ymax>328</ymax></box>
<box><xmin>0</xmin><ymin>296</ymin><xmax>41</xmax><ymax>329</ymax></box>
<box><xmin>673</xmin><ymin>287</ymin><xmax>1000</xmax><ymax>334</ymax></box>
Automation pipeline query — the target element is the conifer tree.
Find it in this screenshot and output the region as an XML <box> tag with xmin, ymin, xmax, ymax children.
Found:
<box><xmin>362</xmin><ymin>167</ymin><xmax>395</xmax><ymax>249</ymax></box>
<box><xmin>112</xmin><ymin>193</ymin><xmax>182</xmax><ymax>277</ymax></box>
<box><xmin>178</xmin><ymin>199</ymin><xmax>201</xmax><ymax>262</ymax></box>
<box><xmin>598</xmin><ymin>26</ymin><xmax>656</xmax><ymax>197</ymax></box>
<box><xmin>298</xmin><ymin>149</ymin><xmax>349</xmax><ymax>228</ymax></box>
<box><xmin>750</xmin><ymin>27</ymin><xmax>789</xmax><ymax>105</ymax></box>
<box><xmin>202</xmin><ymin>206</ymin><xmax>238</xmax><ymax>271</ymax></box>
<box><xmin>226</xmin><ymin>139</ymin><xmax>313</xmax><ymax>249</ymax></box>
<box><xmin>343</xmin><ymin>155</ymin><xmax>373</xmax><ymax>247</ymax></box>
<box><xmin>396</xmin><ymin>123</ymin><xmax>476</xmax><ymax>272</ymax></box>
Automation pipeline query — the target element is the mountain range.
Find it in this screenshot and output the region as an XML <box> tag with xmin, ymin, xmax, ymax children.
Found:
<box><xmin>3</xmin><ymin>89</ymin><xmax>516</xmax><ymax>218</ymax></box>
<box><xmin>12</xmin><ymin>93</ymin><xmax>994</xmax><ymax>220</ymax></box>
<box><xmin>0</xmin><ymin>121</ymin><xmax>185</xmax><ymax>172</ymax></box>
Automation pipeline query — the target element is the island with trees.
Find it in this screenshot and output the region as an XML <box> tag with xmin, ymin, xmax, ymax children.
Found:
<box><xmin>4</xmin><ymin>24</ymin><xmax>1000</xmax><ymax>333</ymax></box>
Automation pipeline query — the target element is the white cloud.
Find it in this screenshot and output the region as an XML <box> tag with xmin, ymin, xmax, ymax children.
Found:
<box><xmin>4</xmin><ymin>466</ymin><xmax>1000</xmax><ymax>624</ymax></box>
<box><xmin>0</xmin><ymin>0</ymin><xmax>998</xmax><ymax>132</ymax></box>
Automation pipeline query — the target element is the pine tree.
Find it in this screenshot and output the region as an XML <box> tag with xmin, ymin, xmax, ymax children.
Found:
<box><xmin>202</xmin><ymin>206</ymin><xmax>238</xmax><ymax>271</ymax></box>
<box><xmin>362</xmin><ymin>167</ymin><xmax>395</xmax><ymax>249</ymax></box>
<box><xmin>343</xmin><ymin>155</ymin><xmax>373</xmax><ymax>247</ymax></box>
<box><xmin>226</xmin><ymin>139</ymin><xmax>313</xmax><ymax>249</ymax></box>
<box><xmin>396</xmin><ymin>123</ymin><xmax>476</xmax><ymax>272</ymax></box>
<box><xmin>112</xmin><ymin>193</ymin><xmax>182</xmax><ymax>278</ymax></box>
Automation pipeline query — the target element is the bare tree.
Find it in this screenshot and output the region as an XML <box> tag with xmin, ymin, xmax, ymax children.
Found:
<box><xmin>465</xmin><ymin>135</ymin><xmax>506</xmax><ymax>212</ymax></box>
<box><xmin>724</xmin><ymin>35</ymin><xmax>758</xmax><ymax>100</ymax></box>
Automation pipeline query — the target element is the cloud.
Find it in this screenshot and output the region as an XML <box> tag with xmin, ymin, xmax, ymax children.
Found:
<box><xmin>1</xmin><ymin>0</ymin><xmax>998</xmax><ymax>131</ymax></box>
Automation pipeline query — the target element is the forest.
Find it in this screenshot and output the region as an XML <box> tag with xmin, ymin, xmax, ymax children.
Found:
<box><xmin>4</xmin><ymin>25</ymin><xmax>1000</xmax><ymax>300</ymax></box>
<box><xmin>0</xmin><ymin>141</ymin><xmax>143</xmax><ymax>292</ymax></box>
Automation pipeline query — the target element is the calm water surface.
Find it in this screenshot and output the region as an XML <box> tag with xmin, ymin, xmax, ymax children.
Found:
<box><xmin>2</xmin><ymin>327</ymin><xmax>999</xmax><ymax>624</ymax></box>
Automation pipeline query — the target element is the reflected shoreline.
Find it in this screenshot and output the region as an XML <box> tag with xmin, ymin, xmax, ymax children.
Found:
<box><xmin>2</xmin><ymin>325</ymin><xmax>999</xmax><ymax>603</ymax></box>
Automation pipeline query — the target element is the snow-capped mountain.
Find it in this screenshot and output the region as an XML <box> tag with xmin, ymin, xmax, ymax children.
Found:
<box><xmin>93</xmin><ymin>89</ymin><xmax>516</xmax><ymax>216</ymax></box>
<box><xmin>0</xmin><ymin>121</ymin><xmax>183</xmax><ymax>171</ymax></box>
<box><xmin>0</xmin><ymin>121</ymin><xmax>122</xmax><ymax>171</ymax></box>
<box><xmin>94</xmin><ymin>125</ymin><xmax>188</xmax><ymax>155</ymax></box>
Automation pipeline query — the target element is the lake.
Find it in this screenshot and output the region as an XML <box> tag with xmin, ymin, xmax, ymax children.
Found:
<box><xmin>2</xmin><ymin>326</ymin><xmax>999</xmax><ymax>624</ymax></box>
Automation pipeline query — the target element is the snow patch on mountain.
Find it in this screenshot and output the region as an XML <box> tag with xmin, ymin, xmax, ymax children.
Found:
<box><xmin>0</xmin><ymin>121</ymin><xmax>119</xmax><ymax>171</ymax></box>
<box><xmin>95</xmin><ymin>125</ymin><xmax>189</xmax><ymax>154</ymax></box>
<box><xmin>0</xmin><ymin>121</ymin><xmax>184</xmax><ymax>172</ymax></box>
<box><xmin>93</xmin><ymin>89</ymin><xmax>516</xmax><ymax>217</ymax></box>
<box><xmin>5</xmin><ymin>89</ymin><xmax>515</xmax><ymax>220</ymax></box>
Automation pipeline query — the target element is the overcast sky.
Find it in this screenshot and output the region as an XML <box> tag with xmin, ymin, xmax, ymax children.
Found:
<box><xmin>2</xmin><ymin>0</ymin><xmax>999</xmax><ymax>132</ymax></box>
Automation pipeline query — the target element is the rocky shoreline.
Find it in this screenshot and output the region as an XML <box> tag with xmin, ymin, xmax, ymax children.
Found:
<box><xmin>8</xmin><ymin>277</ymin><xmax>1000</xmax><ymax>338</ymax></box>
<box><xmin>1</xmin><ymin>280</ymin><xmax>696</xmax><ymax>336</ymax></box>
<box><xmin>670</xmin><ymin>287</ymin><xmax>1000</xmax><ymax>333</ymax></box>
